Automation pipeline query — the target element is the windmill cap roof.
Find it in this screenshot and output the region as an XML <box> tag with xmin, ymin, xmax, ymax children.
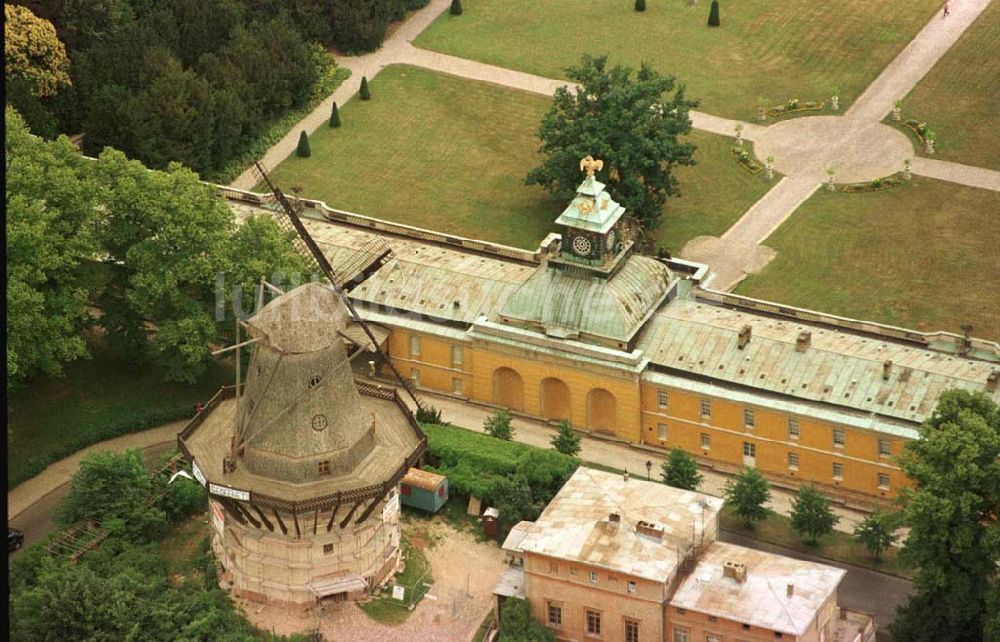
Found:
<box><xmin>247</xmin><ymin>282</ymin><xmax>351</xmax><ymax>353</ymax></box>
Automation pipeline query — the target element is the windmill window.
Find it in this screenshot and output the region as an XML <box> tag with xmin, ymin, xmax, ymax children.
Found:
<box><xmin>309</xmin><ymin>375</ymin><xmax>322</xmax><ymax>389</ymax></box>
<box><xmin>318</xmin><ymin>460</ymin><xmax>331</xmax><ymax>475</ymax></box>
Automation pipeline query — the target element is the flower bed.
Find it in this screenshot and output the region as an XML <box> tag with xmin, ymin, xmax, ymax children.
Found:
<box><xmin>840</xmin><ymin>173</ymin><xmax>908</xmax><ymax>193</ymax></box>
<box><xmin>730</xmin><ymin>142</ymin><xmax>764</xmax><ymax>175</ymax></box>
<box><xmin>903</xmin><ymin>119</ymin><xmax>930</xmax><ymax>143</ymax></box>
<box><xmin>765</xmin><ymin>98</ymin><xmax>826</xmax><ymax>119</ymax></box>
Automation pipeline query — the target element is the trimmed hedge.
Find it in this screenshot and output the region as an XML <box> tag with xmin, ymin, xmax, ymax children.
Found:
<box><xmin>10</xmin><ymin>406</ymin><xmax>194</xmax><ymax>488</ymax></box>
<box><xmin>422</xmin><ymin>423</ymin><xmax>578</xmax><ymax>504</ymax></box>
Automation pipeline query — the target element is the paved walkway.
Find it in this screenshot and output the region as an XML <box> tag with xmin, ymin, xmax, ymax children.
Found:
<box><xmin>7</xmin><ymin>421</ymin><xmax>187</xmax><ymax>522</ymax></box>
<box><xmin>232</xmin><ymin>0</ymin><xmax>997</xmax><ymax>293</ymax></box>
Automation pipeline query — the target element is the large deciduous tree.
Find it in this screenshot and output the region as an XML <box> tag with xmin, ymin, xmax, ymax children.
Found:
<box><xmin>891</xmin><ymin>390</ymin><xmax>1000</xmax><ymax>642</ymax></box>
<box><xmin>724</xmin><ymin>467</ymin><xmax>771</xmax><ymax>529</ymax></box>
<box><xmin>661</xmin><ymin>448</ymin><xmax>703</xmax><ymax>491</ymax></box>
<box><xmin>526</xmin><ymin>54</ymin><xmax>697</xmax><ymax>231</ymax></box>
<box><xmin>5</xmin><ymin>107</ymin><xmax>96</xmax><ymax>389</ymax></box>
<box><xmin>789</xmin><ymin>485</ymin><xmax>839</xmax><ymax>545</ymax></box>
<box><xmin>4</xmin><ymin>3</ymin><xmax>72</xmax><ymax>98</ymax></box>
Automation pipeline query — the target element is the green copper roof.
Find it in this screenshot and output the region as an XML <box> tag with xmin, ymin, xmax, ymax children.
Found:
<box><xmin>500</xmin><ymin>255</ymin><xmax>674</xmax><ymax>344</ymax></box>
<box><xmin>554</xmin><ymin>176</ymin><xmax>626</xmax><ymax>234</ymax></box>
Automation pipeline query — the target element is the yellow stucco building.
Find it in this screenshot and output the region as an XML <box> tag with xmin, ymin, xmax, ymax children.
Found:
<box><xmin>225</xmin><ymin>166</ymin><xmax>1000</xmax><ymax>506</ymax></box>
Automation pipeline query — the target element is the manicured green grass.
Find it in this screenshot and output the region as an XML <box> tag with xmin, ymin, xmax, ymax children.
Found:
<box><xmin>899</xmin><ymin>1</ymin><xmax>1000</xmax><ymax>170</ymax></box>
<box><xmin>7</xmin><ymin>335</ymin><xmax>233</xmax><ymax>486</ymax></box>
<box><xmin>358</xmin><ymin>535</ymin><xmax>433</xmax><ymax>625</ymax></box>
<box><xmin>268</xmin><ymin>66</ymin><xmax>766</xmax><ymax>251</ymax></box>
<box><xmin>268</xmin><ymin>65</ymin><xmax>560</xmax><ymax>249</ymax></box>
<box><xmin>736</xmin><ymin>177</ymin><xmax>1000</xmax><ymax>340</ymax></box>
<box><xmin>415</xmin><ymin>0</ymin><xmax>941</xmax><ymax>120</ymax></box>
<box><xmin>720</xmin><ymin>507</ymin><xmax>912</xmax><ymax>579</ymax></box>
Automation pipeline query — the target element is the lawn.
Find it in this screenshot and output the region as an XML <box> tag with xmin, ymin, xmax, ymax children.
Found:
<box><xmin>358</xmin><ymin>530</ymin><xmax>434</xmax><ymax>625</ymax></box>
<box><xmin>415</xmin><ymin>0</ymin><xmax>942</xmax><ymax>120</ymax></box>
<box><xmin>898</xmin><ymin>1</ymin><xmax>1000</xmax><ymax>170</ymax></box>
<box><xmin>736</xmin><ymin>177</ymin><xmax>1000</xmax><ymax>340</ymax></box>
<box><xmin>7</xmin><ymin>334</ymin><xmax>233</xmax><ymax>486</ymax></box>
<box><xmin>268</xmin><ymin>65</ymin><xmax>767</xmax><ymax>251</ymax></box>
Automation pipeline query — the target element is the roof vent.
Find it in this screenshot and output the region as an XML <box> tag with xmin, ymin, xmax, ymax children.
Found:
<box><xmin>796</xmin><ymin>331</ymin><xmax>811</xmax><ymax>352</ymax></box>
<box><xmin>623</xmin><ymin>471</ymin><xmax>629</xmax><ymax>482</ymax></box>
<box><xmin>987</xmin><ymin>370</ymin><xmax>1000</xmax><ymax>392</ymax></box>
<box><xmin>738</xmin><ymin>325</ymin><xmax>752</xmax><ymax>350</ymax></box>
<box><xmin>609</xmin><ymin>512</ymin><xmax>621</xmax><ymax>523</ymax></box>
<box><xmin>787</xmin><ymin>583</ymin><xmax>795</xmax><ymax>597</ymax></box>
<box><xmin>722</xmin><ymin>560</ymin><xmax>747</xmax><ymax>583</ymax></box>
<box><xmin>882</xmin><ymin>360</ymin><xmax>893</xmax><ymax>380</ymax></box>
<box><xmin>453</xmin><ymin>300</ymin><xmax>461</xmax><ymax>309</ymax></box>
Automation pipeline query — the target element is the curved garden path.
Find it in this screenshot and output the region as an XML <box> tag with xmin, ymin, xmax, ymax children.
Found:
<box><xmin>231</xmin><ymin>0</ymin><xmax>999</xmax><ymax>291</ymax></box>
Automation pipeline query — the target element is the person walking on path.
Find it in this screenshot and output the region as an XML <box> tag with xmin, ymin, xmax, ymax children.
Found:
<box><xmin>943</xmin><ymin>2</ymin><xmax>950</xmax><ymax>17</ymax></box>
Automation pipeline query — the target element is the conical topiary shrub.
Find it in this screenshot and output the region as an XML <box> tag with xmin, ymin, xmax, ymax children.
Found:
<box><xmin>635</xmin><ymin>0</ymin><xmax>646</xmax><ymax>11</ymax></box>
<box><xmin>359</xmin><ymin>76</ymin><xmax>371</xmax><ymax>100</ymax></box>
<box><xmin>450</xmin><ymin>0</ymin><xmax>463</xmax><ymax>16</ymax></box>
<box><xmin>329</xmin><ymin>101</ymin><xmax>341</xmax><ymax>128</ymax></box>
<box><xmin>296</xmin><ymin>131</ymin><xmax>311</xmax><ymax>158</ymax></box>
<box><xmin>708</xmin><ymin>0</ymin><xmax>720</xmax><ymax>26</ymax></box>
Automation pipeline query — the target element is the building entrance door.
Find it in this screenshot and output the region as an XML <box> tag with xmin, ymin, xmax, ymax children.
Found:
<box><xmin>742</xmin><ymin>442</ymin><xmax>756</xmax><ymax>467</ymax></box>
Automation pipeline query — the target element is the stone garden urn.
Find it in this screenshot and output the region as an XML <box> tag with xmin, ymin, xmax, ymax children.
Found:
<box><xmin>735</xmin><ymin>124</ymin><xmax>744</xmax><ymax>147</ymax></box>
<box><xmin>925</xmin><ymin>138</ymin><xmax>935</xmax><ymax>154</ymax></box>
<box><xmin>903</xmin><ymin>160</ymin><xmax>912</xmax><ymax>180</ymax></box>
<box><xmin>765</xmin><ymin>157</ymin><xmax>774</xmax><ymax>180</ymax></box>
<box><xmin>757</xmin><ymin>106</ymin><xmax>766</xmax><ymax>122</ymax></box>
<box><xmin>891</xmin><ymin>103</ymin><xmax>902</xmax><ymax>121</ymax></box>
<box><xmin>826</xmin><ymin>170</ymin><xmax>836</xmax><ymax>191</ymax></box>
<box><xmin>830</xmin><ymin>95</ymin><xmax>839</xmax><ymax>111</ymax></box>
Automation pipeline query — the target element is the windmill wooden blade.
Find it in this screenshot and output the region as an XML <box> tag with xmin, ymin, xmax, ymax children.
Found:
<box><xmin>251</xmin><ymin>161</ymin><xmax>425</xmax><ymax>411</ymax></box>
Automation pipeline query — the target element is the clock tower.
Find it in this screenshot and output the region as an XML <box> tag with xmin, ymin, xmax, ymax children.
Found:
<box><xmin>551</xmin><ymin>156</ymin><xmax>629</xmax><ymax>271</ymax></box>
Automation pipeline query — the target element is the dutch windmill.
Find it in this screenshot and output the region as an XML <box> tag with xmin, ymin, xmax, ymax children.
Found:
<box><xmin>218</xmin><ymin>162</ymin><xmax>426</xmax><ymax>434</ymax></box>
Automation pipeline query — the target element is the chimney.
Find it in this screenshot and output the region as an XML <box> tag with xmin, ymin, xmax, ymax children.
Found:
<box><xmin>738</xmin><ymin>325</ymin><xmax>752</xmax><ymax>350</ymax></box>
<box><xmin>882</xmin><ymin>360</ymin><xmax>893</xmax><ymax>380</ymax></box>
<box><xmin>722</xmin><ymin>560</ymin><xmax>747</xmax><ymax>583</ymax></box>
<box><xmin>787</xmin><ymin>583</ymin><xmax>795</xmax><ymax>597</ymax></box>
<box><xmin>623</xmin><ymin>471</ymin><xmax>629</xmax><ymax>482</ymax></box>
<box><xmin>796</xmin><ymin>331</ymin><xmax>811</xmax><ymax>352</ymax></box>
<box><xmin>987</xmin><ymin>371</ymin><xmax>1000</xmax><ymax>392</ymax></box>
<box><xmin>636</xmin><ymin>520</ymin><xmax>665</xmax><ymax>541</ymax></box>
<box><xmin>609</xmin><ymin>512</ymin><xmax>621</xmax><ymax>523</ymax></box>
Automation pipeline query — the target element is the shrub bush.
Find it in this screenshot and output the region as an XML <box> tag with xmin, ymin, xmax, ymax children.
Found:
<box><xmin>451</xmin><ymin>0</ymin><xmax>464</xmax><ymax>16</ymax></box>
<box><xmin>296</xmin><ymin>131</ymin><xmax>311</xmax><ymax>158</ymax></box>
<box><xmin>635</xmin><ymin>0</ymin><xmax>646</xmax><ymax>11</ymax></box>
<box><xmin>329</xmin><ymin>100</ymin><xmax>341</xmax><ymax>128</ymax></box>
<box><xmin>708</xmin><ymin>0</ymin><xmax>721</xmax><ymax>26</ymax></box>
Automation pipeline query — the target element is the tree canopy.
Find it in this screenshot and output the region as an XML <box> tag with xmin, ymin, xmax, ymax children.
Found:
<box><xmin>891</xmin><ymin>389</ymin><xmax>1000</xmax><ymax>642</ymax></box>
<box><xmin>724</xmin><ymin>467</ymin><xmax>771</xmax><ymax>529</ymax></box>
<box><xmin>551</xmin><ymin>420</ymin><xmax>582</xmax><ymax>456</ymax></box>
<box><xmin>4</xmin><ymin>3</ymin><xmax>72</xmax><ymax>97</ymax></box>
<box><xmin>789</xmin><ymin>485</ymin><xmax>839</xmax><ymax>545</ymax></box>
<box><xmin>526</xmin><ymin>54</ymin><xmax>697</xmax><ymax>232</ymax></box>
<box><xmin>661</xmin><ymin>449</ymin><xmax>703</xmax><ymax>491</ymax></box>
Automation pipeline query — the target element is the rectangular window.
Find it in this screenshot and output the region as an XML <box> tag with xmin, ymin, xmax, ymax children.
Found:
<box><xmin>788</xmin><ymin>418</ymin><xmax>800</xmax><ymax>440</ymax></box>
<box><xmin>318</xmin><ymin>460</ymin><xmax>331</xmax><ymax>475</ymax></box>
<box><xmin>658</xmin><ymin>391</ymin><xmax>669</xmax><ymax>408</ymax></box>
<box><xmin>701</xmin><ymin>433</ymin><xmax>711</xmax><ymax>449</ymax></box>
<box><xmin>549</xmin><ymin>561</ymin><xmax>558</xmax><ymax>574</ymax></box>
<box><xmin>707</xmin><ymin>635</ymin><xmax>721</xmax><ymax>642</ymax></box>
<box><xmin>547</xmin><ymin>602</ymin><xmax>562</xmax><ymax>626</ymax></box>
<box><xmin>744</xmin><ymin>409</ymin><xmax>755</xmax><ymax>429</ymax></box>
<box><xmin>452</xmin><ymin>378</ymin><xmax>463</xmax><ymax>395</ymax></box>
<box><xmin>673</xmin><ymin>628</ymin><xmax>689</xmax><ymax>642</ymax></box>
<box><xmin>589</xmin><ymin>571</ymin><xmax>598</xmax><ymax>584</ymax></box>
<box><xmin>451</xmin><ymin>345</ymin><xmax>463</xmax><ymax>366</ymax></box>
<box><xmin>700</xmin><ymin>399</ymin><xmax>712</xmax><ymax>419</ymax></box>
<box><xmin>743</xmin><ymin>442</ymin><xmax>756</xmax><ymax>458</ymax></box>
<box><xmin>788</xmin><ymin>452</ymin><xmax>799</xmax><ymax>470</ymax></box>
<box><xmin>833</xmin><ymin>429</ymin><xmax>845</xmax><ymax>448</ymax></box>
<box><xmin>878</xmin><ymin>473</ymin><xmax>890</xmax><ymax>490</ymax></box>
<box><xmin>833</xmin><ymin>462</ymin><xmax>844</xmax><ymax>480</ymax></box>
<box><xmin>586</xmin><ymin>610</ymin><xmax>602</xmax><ymax>637</ymax></box>
<box><xmin>708</xmin><ymin>616</ymin><xmax>718</xmax><ymax>623</ymax></box>
<box><xmin>658</xmin><ymin>423</ymin><xmax>668</xmax><ymax>441</ymax></box>
<box><xmin>625</xmin><ymin>619</ymin><xmax>640</xmax><ymax>642</ymax></box>
<box><xmin>323</xmin><ymin>543</ymin><xmax>334</xmax><ymax>554</ymax></box>
<box><xmin>627</xmin><ymin>580</ymin><xmax>637</xmax><ymax>593</ymax></box>
<box><xmin>410</xmin><ymin>368</ymin><xmax>420</xmax><ymax>385</ymax></box>
<box><xmin>878</xmin><ymin>439</ymin><xmax>891</xmax><ymax>457</ymax></box>
<box><xmin>409</xmin><ymin>335</ymin><xmax>421</xmax><ymax>357</ymax></box>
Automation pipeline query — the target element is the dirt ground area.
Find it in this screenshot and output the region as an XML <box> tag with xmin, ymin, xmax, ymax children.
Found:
<box><xmin>238</xmin><ymin>515</ymin><xmax>505</xmax><ymax>641</ymax></box>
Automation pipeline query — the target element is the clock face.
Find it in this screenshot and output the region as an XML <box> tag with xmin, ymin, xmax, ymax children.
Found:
<box><xmin>606</xmin><ymin>230</ymin><xmax>617</xmax><ymax>250</ymax></box>
<box><xmin>572</xmin><ymin>235</ymin><xmax>592</xmax><ymax>256</ymax></box>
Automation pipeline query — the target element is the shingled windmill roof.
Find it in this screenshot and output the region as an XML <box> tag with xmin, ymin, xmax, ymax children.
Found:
<box><xmin>182</xmin><ymin>282</ymin><xmax>424</xmax><ymax>494</ymax></box>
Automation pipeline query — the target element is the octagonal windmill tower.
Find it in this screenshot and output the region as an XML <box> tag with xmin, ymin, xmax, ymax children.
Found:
<box><xmin>178</xmin><ymin>163</ymin><xmax>426</xmax><ymax>605</ymax></box>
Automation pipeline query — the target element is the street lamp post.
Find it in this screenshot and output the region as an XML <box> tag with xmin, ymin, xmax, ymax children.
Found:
<box><xmin>646</xmin><ymin>460</ymin><xmax>652</xmax><ymax>480</ymax></box>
